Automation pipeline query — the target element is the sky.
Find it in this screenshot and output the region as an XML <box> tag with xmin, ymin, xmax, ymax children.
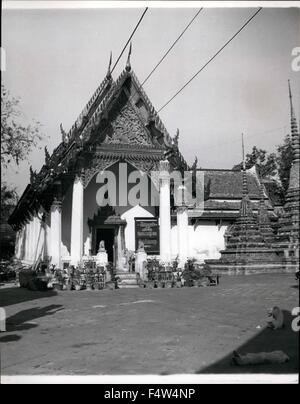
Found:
<box><xmin>2</xmin><ymin>2</ymin><xmax>300</xmax><ymax>195</ymax></box>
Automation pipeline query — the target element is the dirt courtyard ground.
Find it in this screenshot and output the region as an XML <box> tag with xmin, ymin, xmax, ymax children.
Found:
<box><xmin>0</xmin><ymin>273</ymin><xmax>298</xmax><ymax>377</ymax></box>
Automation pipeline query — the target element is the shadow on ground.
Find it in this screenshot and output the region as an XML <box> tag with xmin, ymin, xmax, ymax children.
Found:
<box><xmin>0</xmin><ymin>287</ymin><xmax>57</xmax><ymax>307</ymax></box>
<box><xmin>198</xmin><ymin>310</ymin><xmax>299</xmax><ymax>374</ymax></box>
<box><xmin>6</xmin><ymin>305</ymin><xmax>64</xmax><ymax>333</ymax></box>
<box><xmin>0</xmin><ymin>334</ymin><xmax>21</xmax><ymax>343</ymax></box>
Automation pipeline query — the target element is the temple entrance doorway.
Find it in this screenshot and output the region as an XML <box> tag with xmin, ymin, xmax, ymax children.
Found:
<box><xmin>95</xmin><ymin>228</ymin><xmax>115</xmax><ymax>263</ymax></box>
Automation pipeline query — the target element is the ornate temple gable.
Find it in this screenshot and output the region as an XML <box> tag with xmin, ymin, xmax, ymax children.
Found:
<box><xmin>102</xmin><ymin>89</ymin><xmax>159</xmax><ymax>148</ymax></box>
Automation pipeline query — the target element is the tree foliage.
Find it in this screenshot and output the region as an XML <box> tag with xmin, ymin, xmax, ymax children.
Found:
<box><xmin>1</xmin><ymin>183</ymin><xmax>19</xmax><ymax>222</ymax></box>
<box><xmin>233</xmin><ymin>146</ymin><xmax>277</xmax><ymax>178</ymax></box>
<box><xmin>1</xmin><ymin>84</ymin><xmax>43</xmax><ymax>168</ymax></box>
<box><xmin>276</xmin><ymin>135</ymin><xmax>294</xmax><ymax>195</ymax></box>
<box><xmin>233</xmin><ymin>136</ymin><xmax>294</xmax><ymax>205</ymax></box>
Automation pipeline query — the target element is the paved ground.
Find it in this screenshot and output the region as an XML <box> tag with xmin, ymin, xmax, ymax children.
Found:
<box><xmin>0</xmin><ymin>274</ymin><xmax>298</xmax><ymax>376</ymax></box>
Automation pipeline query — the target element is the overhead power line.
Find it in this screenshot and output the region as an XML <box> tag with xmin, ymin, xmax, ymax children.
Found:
<box><xmin>157</xmin><ymin>7</ymin><xmax>263</xmax><ymax>113</ymax></box>
<box><xmin>140</xmin><ymin>8</ymin><xmax>203</xmax><ymax>87</ymax></box>
<box><xmin>127</xmin><ymin>8</ymin><xmax>203</xmax><ymax>107</ymax></box>
<box><xmin>111</xmin><ymin>7</ymin><xmax>148</xmax><ymax>74</ymax></box>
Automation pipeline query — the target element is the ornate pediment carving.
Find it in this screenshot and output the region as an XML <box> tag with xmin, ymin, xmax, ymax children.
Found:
<box><xmin>103</xmin><ymin>97</ymin><xmax>155</xmax><ymax>147</ymax></box>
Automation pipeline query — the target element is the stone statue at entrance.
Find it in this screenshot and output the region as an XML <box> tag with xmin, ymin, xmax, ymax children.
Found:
<box><xmin>96</xmin><ymin>240</ymin><xmax>108</xmax><ymax>267</ymax></box>
<box><xmin>122</xmin><ymin>248</ymin><xmax>130</xmax><ymax>271</ymax></box>
<box><xmin>136</xmin><ymin>240</ymin><xmax>147</xmax><ymax>281</ymax></box>
<box><xmin>98</xmin><ymin>240</ymin><xmax>106</xmax><ymax>253</ymax></box>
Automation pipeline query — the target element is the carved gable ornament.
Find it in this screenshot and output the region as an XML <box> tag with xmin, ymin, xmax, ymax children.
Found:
<box><xmin>103</xmin><ymin>100</ymin><xmax>154</xmax><ymax>147</ymax></box>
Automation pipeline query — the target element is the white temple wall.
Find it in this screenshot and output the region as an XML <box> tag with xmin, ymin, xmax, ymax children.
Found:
<box><xmin>189</xmin><ymin>220</ymin><xmax>229</xmax><ymax>262</ymax></box>
<box><xmin>16</xmin><ymin>213</ymin><xmax>46</xmax><ymax>265</ymax></box>
<box><xmin>171</xmin><ymin>221</ymin><xmax>229</xmax><ymax>262</ymax></box>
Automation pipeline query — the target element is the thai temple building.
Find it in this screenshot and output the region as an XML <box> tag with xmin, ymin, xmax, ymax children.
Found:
<box><xmin>8</xmin><ymin>50</ymin><xmax>299</xmax><ymax>274</ymax></box>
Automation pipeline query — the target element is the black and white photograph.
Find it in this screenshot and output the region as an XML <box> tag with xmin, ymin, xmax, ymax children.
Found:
<box><xmin>0</xmin><ymin>0</ymin><xmax>299</xmax><ymax>386</ymax></box>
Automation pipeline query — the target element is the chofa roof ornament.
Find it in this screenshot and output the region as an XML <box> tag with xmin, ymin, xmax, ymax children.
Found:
<box><xmin>125</xmin><ymin>42</ymin><xmax>132</xmax><ymax>72</ymax></box>
<box><xmin>106</xmin><ymin>51</ymin><xmax>112</xmax><ymax>79</ymax></box>
<box><xmin>60</xmin><ymin>123</ymin><xmax>69</xmax><ymax>144</ymax></box>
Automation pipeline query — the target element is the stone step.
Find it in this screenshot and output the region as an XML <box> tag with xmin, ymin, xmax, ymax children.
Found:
<box><xmin>116</xmin><ymin>272</ymin><xmax>139</xmax><ymax>279</ymax></box>
<box><xmin>116</xmin><ymin>272</ymin><xmax>140</xmax><ymax>288</ymax></box>
<box><xmin>118</xmin><ymin>284</ymin><xmax>140</xmax><ymax>289</ymax></box>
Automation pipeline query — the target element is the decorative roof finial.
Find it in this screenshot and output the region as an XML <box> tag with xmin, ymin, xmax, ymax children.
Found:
<box><xmin>288</xmin><ymin>80</ymin><xmax>300</xmax><ymax>163</ymax></box>
<box><xmin>60</xmin><ymin>123</ymin><xmax>68</xmax><ymax>144</ymax></box>
<box><xmin>106</xmin><ymin>51</ymin><xmax>112</xmax><ymax>79</ymax></box>
<box><xmin>125</xmin><ymin>42</ymin><xmax>132</xmax><ymax>72</ymax></box>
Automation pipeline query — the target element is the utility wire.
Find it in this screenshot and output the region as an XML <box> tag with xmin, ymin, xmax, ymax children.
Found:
<box><xmin>157</xmin><ymin>7</ymin><xmax>263</xmax><ymax>113</ymax></box>
<box><xmin>140</xmin><ymin>8</ymin><xmax>203</xmax><ymax>87</ymax></box>
<box><xmin>111</xmin><ymin>7</ymin><xmax>148</xmax><ymax>74</ymax></box>
<box><xmin>127</xmin><ymin>8</ymin><xmax>203</xmax><ymax>107</ymax></box>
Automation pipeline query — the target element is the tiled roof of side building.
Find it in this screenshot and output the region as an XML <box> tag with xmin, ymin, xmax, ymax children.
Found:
<box><xmin>197</xmin><ymin>167</ymin><xmax>267</xmax><ymax>200</ymax></box>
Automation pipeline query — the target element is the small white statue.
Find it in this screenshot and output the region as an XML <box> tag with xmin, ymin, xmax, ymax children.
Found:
<box><xmin>98</xmin><ymin>240</ymin><xmax>106</xmax><ymax>253</ymax></box>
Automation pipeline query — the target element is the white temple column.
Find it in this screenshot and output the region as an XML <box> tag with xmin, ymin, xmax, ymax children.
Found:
<box><xmin>177</xmin><ymin>206</ymin><xmax>189</xmax><ymax>268</ymax></box>
<box><xmin>42</xmin><ymin>213</ymin><xmax>49</xmax><ymax>260</ymax></box>
<box><xmin>35</xmin><ymin>215</ymin><xmax>43</xmax><ymax>262</ymax></box>
<box><xmin>159</xmin><ymin>160</ymin><xmax>171</xmax><ymax>263</ymax></box>
<box><xmin>32</xmin><ymin>216</ymin><xmax>39</xmax><ymax>262</ymax></box>
<box><xmin>19</xmin><ymin>230</ymin><xmax>23</xmax><ymax>259</ymax></box>
<box><xmin>50</xmin><ymin>199</ymin><xmax>62</xmax><ymax>269</ymax></box>
<box><xmin>15</xmin><ymin>230</ymin><xmax>20</xmax><ymax>259</ymax></box>
<box><xmin>24</xmin><ymin>222</ymin><xmax>29</xmax><ymax>261</ymax></box>
<box><xmin>18</xmin><ymin>227</ymin><xmax>25</xmax><ymax>259</ymax></box>
<box><xmin>28</xmin><ymin>219</ymin><xmax>34</xmax><ymax>261</ymax></box>
<box><xmin>70</xmin><ymin>175</ymin><xmax>84</xmax><ymax>265</ymax></box>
